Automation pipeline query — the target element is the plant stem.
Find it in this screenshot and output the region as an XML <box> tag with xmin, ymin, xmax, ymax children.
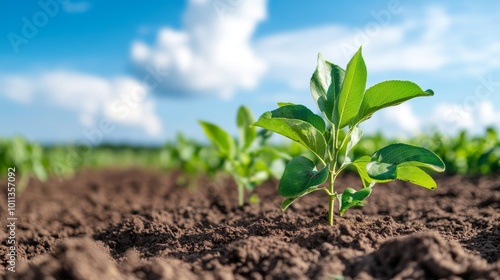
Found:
<box><xmin>238</xmin><ymin>182</ymin><xmax>244</xmax><ymax>206</ymax></box>
<box><xmin>328</xmin><ymin>197</ymin><xmax>335</xmax><ymax>225</ymax></box>
<box><xmin>328</xmin><ymin>126</ymin><xmax>339</xmax><ymax>226</ymax></box>
<box><xmin>328</xmin><ymin>166</ymin><xmax>336</xmax><ymax>225</ymax></box>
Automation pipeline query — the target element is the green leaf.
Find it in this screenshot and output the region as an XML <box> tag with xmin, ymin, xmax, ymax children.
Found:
<box><xmin>236</xmin><ymin>106</ymin><xmax>257</xmax><ymax>150</ymax></box>
<box><xmin>367</xmin><ymin>143</ymin><xmax>445</xmax><ymax>189</ymax></box>
<box><xmin>345</xmin><ymin>127</ymin><xmax>363</xmax><ymax>159</ymax></box>
<box><xmin>370</xmin><ymin>143</ymin><xmax>446</xmax><ymax>172</ymax></box>
<box><xmin>280</xmin><ymin>186</ymin><xmax>323</xmax><ymax>211</ymax></box>
<box><xmin>396</xmin><ymin>165</ymin><xmax>437</xmax><ymax>190</ymax></box>
<box><xmin>366</xmin><ymin>162</ymin><xmax>396</xmax><ymax>179</ymax></box>
<box><xmin>351</xmin><ymin>156</ymin><xmax>388</xmax><ymax>188</ymax></box>
<box><xmin>32</xmin><ymin>161</ymin><xmax>48</xmax><ymax>182</ymax></box>
<box><xmin>277</xmin><ymin>102</ymin><xmax>296</xmax><ymax>107</ymax></box>
<box><xmin>338</xmin><ymin>187</ymin><xmax>372</xmax><ymax>216</ymax></box>
<box><xmin>199</xmin><ymin>121</ymin><xmax>236</xmax><ymax>159</ymax></box>
<box><xmin>352</xmin><ymin>80</ymin><xmax>434</xmax><ymax>125</ymax></box>
<box><xmin>278</xmin><ymin>156</ymin><xmax>329</xmax><ymax>197</ymax></box>
<box><xmin>310</xmin><ymin>53</ymin><xmax>345</xmax><ymax>122</ymax></box>
<box><xmin>254</xmin><ymin>105</ymin><xmax>327</xmax><ymax>160</ymax></box>
<box><xmin>281</xmin><ymin>197</ymin><xmax>297</xmax><ymax>211</ymax></box>
<box><xmin>266</xmin><ymin>104</ymin><xmax>326</xmax><ymax>132</ymax></box>
<box><xmin>334</xmin><ymin>47</ymin><xmax>367</xmax><ymax>128</ymax></box>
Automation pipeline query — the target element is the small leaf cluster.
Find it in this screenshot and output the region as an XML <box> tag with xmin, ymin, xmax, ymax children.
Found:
<box><xmin>160</xmin><ymin>134</ymin><xmax>223</xmax><ymax>187</ymax></box>
<box><xmin>254</xmin><ymin>47</ymin><xmax>445</xmax><ymax>225</ymax></box>
<box><xmin>416</xmin><ymin>128</ymin><xmax>499</xmax><ymax>175</ymax></box>
<box><xmin>352</xmin><ymin>128</ymin><xmax>500</xmax><ymax>175</ymax></box>
<box><xmin>199</xmin><ymin>106</ymin><xmax>284</xmax><ymax>206</ymax></box>
<box><xmin>0</xmin><ymin>136</ymin><xmax>48</xmax><ymax>192</ymax></box>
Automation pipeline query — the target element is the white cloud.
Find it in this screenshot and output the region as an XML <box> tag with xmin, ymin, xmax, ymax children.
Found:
<box><xmin>478</xmin><ymin>101</ymin><xmax>500</xmax><ymax>125</ymax></box>
<box><xmin>431</xmin><ymin>103</ymin><xmax>474</xmax><ymax>132</ymax></box>
<box><xmin>255</xmin><ymin>25</ymin><xmax>354</xmax><ymax>90</ymax></box>
<box><xmin>333</xmin><ymin>102</ymin><xmax>422</xmax><ymax>137</ymax></box>
<box><xmin>358</xmin><ymin>100</ymin><xmax>500</xmax><ymax>137</ymax></box>
<box><xmin>1</xmin><ymin>76</ymin><xmax>36</xmax><ymax>103</ymax></box>
<box><xmin>255</xmin><ymin>5</ymin><xmax>500</xmax><ymax>89</ymax></box>
<box><xmin>431</xmin><ymin>101</ymin><xmax>500</xmax><ymax>134</ymax></box>
<box><xmin>0</xmin><ymin>71</ymin><xmax>161</xmax><ymax>136</ymax></box>
<box><xmin>131</xmin><ymin>0</ymin><xmax>267</xmax><ymax>99</ymax></box>
<box><xmin>382</xmin><ymin>103</ymin><xmax>421</xmax><ymax>134</ymax></box>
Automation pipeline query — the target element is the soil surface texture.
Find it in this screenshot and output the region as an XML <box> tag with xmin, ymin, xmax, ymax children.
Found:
<box><xmin>1</xmin><ymin>168</ymin><xmax>499</xmax><ymax>279</ymax></box>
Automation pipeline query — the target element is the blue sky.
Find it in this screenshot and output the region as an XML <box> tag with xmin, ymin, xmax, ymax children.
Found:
<box><xmin>1</xmin><ymin>0</ymin><xmax>500</xmax><ymax>145</ymax></box>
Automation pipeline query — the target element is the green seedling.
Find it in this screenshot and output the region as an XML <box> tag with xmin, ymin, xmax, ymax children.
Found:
<box><xmin>253</xmin><ymin>47</ymin><xmax>445</xmax><ymax>225</ymax></box>
<box><xmin>199</xmin><ymin>106</ymin><xmax>282</xmax><ymax>206</ymax></box>
<box><xmin>161</xmin><ymin>133</ymin><xmax>223</xmax><ymax>188</ymax></box>
<box><xmin>0</xmin><ymin>136</ymin><xmax>48</xmax><ymax>192</ymax></box>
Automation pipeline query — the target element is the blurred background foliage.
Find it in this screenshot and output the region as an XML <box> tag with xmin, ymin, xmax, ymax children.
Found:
<box><xmin>1</xmin><ymin>127</ymin><xmax>498</xmax><ymax>192</ymax></box>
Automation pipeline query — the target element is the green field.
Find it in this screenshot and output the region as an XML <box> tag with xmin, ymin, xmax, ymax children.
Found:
<box><xmin>1</xmin><ymin>127</ymin><xmax>498</xmax><ymax>193</ymax></box>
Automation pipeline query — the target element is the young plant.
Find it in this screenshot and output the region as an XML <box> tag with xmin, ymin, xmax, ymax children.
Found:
<box><xmin>253</xmin><ymin>47</ymin><xmax>445</xmax><ymax>225</ymax></box>
<box><xmin>160</xmin><ymin>133</ymin><xmax>223</xmax><ymax>188</ymax></box>
<box><xmin>0</xmin><ymin>136</ymin><xmax>48</xmax><ymax>192</ymax></box>
<box><xmin>199</xmin><ymin>106</ymin><xmax>281</xmax><ymax>206</ymax></box>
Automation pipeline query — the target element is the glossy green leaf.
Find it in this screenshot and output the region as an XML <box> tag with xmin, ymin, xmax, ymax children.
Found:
<box><xmin>334</xmin><ymin>47</ymin><xmax>367</xmax><ymax>128</ymax></box>
<box><xmin>396</xmin><ymin>165</ymin><xmax>437</xmax><ymax>190</ymax></box>
<box><xmin>265</xmin><ymin>105</ymin><xmax>326</xmax><ymax>132</ymax></box>
<box><xmin>351</xmin><ymin>156</ymin><xmax>388</xmax><ymax>188</ymax></box>
<box><xmin>254</xmin><ymin>105</ymin><xmax>327</xmax><ymax>160</ymax></box>
<box><xmin>352</xmin><ymin>80</ymin><xmax>434</xmax><ymax>125</ymax></box>
<box><xmin>236</xmin><ymin>106</ymin><xmax>257</xmax><ymax>150</ymax></box>
<box><xmin>367</xmin><ymin>143</ymin><xmax>445</xmax><ymax>188</ymax></box>
<box><xmin>370</xmin><ymin>143</ymin><xmax>445</xmax><ymax>172</ymax></box>
<box><xmin>338</xmin><ymin>187</ymin><xmax>372</xmax><ymax>216</ymax></box>
<box><xmin>310</xmin><ymin>53</ymin><xmax>345</xmax><ymax>122</ymax></box>
<box><xmin>366</xmin><ymin>162</ymin><xmax>396</xmax><ymax>180</ymax></box>
<box><xmin>278</xmin><ymin>156</ymin><xmax>329</xmax><ymax>197</ymax></box>
<box><xmin>199</xmin><ymin>121</ymin><xmax>236</xmax><ymax>159</ymax></box>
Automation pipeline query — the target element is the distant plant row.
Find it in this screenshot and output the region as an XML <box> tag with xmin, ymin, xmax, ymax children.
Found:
<box><xmin>0</xmin><ymin>127</ymin><xmax>497</xmax><ymax>191</ymax></box>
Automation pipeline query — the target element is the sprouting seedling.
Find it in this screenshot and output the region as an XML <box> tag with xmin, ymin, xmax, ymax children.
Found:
<box><xmin>0</xmin><ymin>136</ymin><xmax>48</xmax><ymax>192</ymax></box>
<box><xmin>199</xmin><ymin>105</ymin><xmax>280</xmax><ymax>206</ymax></box>
<box><xmin>253</xmin><ymin>46</ymin><xmax>445</xmax><ymax>225</ymax></box>
<box><xmin>160</xmin><ymin>133</ymin><xmax>223</xmax><ymax>188</ymax></box>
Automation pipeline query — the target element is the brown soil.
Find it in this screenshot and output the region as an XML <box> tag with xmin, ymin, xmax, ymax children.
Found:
<box><xmin>1</xmin><ymin>168</ymin><xmax>499</xmax><ymax>279</ymax></box>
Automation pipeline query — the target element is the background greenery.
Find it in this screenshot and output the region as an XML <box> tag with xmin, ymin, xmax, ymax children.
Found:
<box><xmin>1</xmin><ymin>127</ymin><xmax>498</xmax><ymax>192</ymax></box>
